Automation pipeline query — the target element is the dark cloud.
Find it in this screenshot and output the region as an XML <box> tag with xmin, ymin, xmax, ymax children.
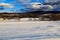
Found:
<box><xmin>17</xmin><ymin>0</ymin><xmax>60</xmax><ymax>12</ymax></box>
<box><xmin>45</xmin><ymin>0</ymin><xmax>60</xmax><ymax>11</ymax></box>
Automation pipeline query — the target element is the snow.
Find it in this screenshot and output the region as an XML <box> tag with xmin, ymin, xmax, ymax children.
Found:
<box><xmin>0</xmin><ymin>21</ymin><xmax>60</xmax><ymax>40</ymax></box>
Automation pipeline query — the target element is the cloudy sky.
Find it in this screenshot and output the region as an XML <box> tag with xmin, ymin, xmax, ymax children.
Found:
<box><xmin>0</xmin><ymin>0</ymin><xmax>20</xmax><ymax>13</ymax></box>
<box><xmin>0</xmin><ymin>0</ymin><xmax>60</xmax><ymax>13</ymax></box>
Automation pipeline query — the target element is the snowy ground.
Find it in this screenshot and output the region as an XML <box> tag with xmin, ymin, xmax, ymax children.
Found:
<box><xmin>0</xmin><ymin>21</ymin><xmax>60</xmax><ymax>40</ymax></box>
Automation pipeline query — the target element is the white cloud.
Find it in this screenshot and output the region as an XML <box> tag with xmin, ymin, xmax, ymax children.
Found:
<box><xmin>45</xmin><ymin>0</ymin><xmax>60</xmax><ymax>11</ymax></box>
<box><xmin>45</xmin><ymin>0</ymin><xmax>60</xmax><ymax>3</ymax></box>
<box><xmin>0</xmin><ymin>2</ymin><xmax>14</xmax><ymax>8</ymax></box>
<box><xmin>16</xmin><ymin>0</ymin><xmax>60</xmax><ymax>11</ymax></box>
<box><xmin>17</xmin><ymin>0</ymin><xmax>31</xmax><ymax>4</ymax></box>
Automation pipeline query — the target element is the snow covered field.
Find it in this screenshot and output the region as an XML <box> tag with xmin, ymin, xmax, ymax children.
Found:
<box><xmin>0</xmin><ymin>21</ymin><xmax>60</xmax><ymax>40</ymax></box>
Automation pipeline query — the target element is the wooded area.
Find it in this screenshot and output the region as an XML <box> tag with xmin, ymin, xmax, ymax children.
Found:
<box><xmin>0</xmin><ymin>11</ymin><xmax>60</xmax><ymax>21</ymax></box>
